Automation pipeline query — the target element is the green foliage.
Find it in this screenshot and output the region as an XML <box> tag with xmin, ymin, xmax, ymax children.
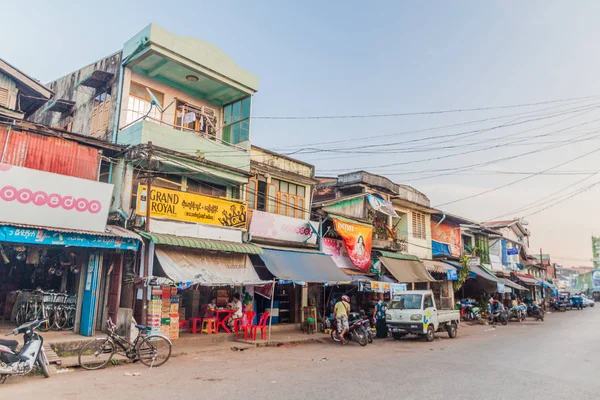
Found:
<box><xmin>453</xmin><ymin>255</ymin><xmax>471</xmax><ymax>291</ymax></box>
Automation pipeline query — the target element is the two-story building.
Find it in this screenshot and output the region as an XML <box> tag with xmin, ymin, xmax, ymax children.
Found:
<box><xmin>1</xmin><ymin>59</ymin><xmax>141</xmax><ymax>337</ymax></box>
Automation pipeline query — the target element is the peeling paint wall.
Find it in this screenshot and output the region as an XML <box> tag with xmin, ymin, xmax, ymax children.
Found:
<box><xmin>28</xmin><ymin>52</ymin><xmax>123</xmax><ymax>141</ymax></box>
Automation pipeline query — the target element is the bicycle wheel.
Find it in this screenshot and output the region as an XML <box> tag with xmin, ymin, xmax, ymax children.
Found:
<box><xmin>62</xmin><ymin>308</ymin><xmax>75</xmax><ymax>331</ymax></box>
<box><xmin>78</xmin><ymin>339</ymin><xmax>115</xmax><ymax>370</ymax></box>
<box><xmin>53</xmin><ymin>308</ymin><xmax>67</xmax><ymax>330</ymax></box>
<box><xmin>136</xmin><ymin>335</ymin><xmax>172</xmax><ymax>367</ymax></box>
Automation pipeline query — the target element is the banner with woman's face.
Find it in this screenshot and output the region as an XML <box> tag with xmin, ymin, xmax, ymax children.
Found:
<box><xmin>333</xmin><ymin>218</ymin><xmax>373</xmax><ymax>271</ymax></box>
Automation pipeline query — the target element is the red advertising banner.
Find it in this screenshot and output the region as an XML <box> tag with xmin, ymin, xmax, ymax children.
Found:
<box><xmin>430</xmin><ymin>220</ymin><xmax>461</xmax><ymax>257</ymax></box>
<box><xmin>333</xmin><ymin>218</ymin><xmax>373</xmax><ymax>272</ymax></box>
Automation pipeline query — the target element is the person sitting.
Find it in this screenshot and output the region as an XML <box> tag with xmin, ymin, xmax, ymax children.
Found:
<box><xmin>204</xmin><ymin>298</ymin><xmax>217</xmax><ymax>318</ymax></box>
<box><xmin>227</xmin><ymin>293</ymin><xmax>243</xmax><ymax>328</ymax></box>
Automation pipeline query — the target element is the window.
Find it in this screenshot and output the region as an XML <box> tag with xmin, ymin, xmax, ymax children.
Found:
<box><xmin>126</xmin><ymin>82</ymin><xmax>164</xmax><ymax>125</ymax></box>
<box><xmin>186</xmin><ymin>178</ymin><xmax>226</xmax><ymax>198</ymax></box>
<box><xmin>222</xmin><ymin>97</ymin><xmax>251</xmax><ymax>144</ymax></box>
<box><xmin>424</xmin><ymin>295</ymin><xmax>434</xmax><ymax>309</ymax></box>
<box><xmin>231</xmin><ymin>186</ymin><xmax>241</xmax><ymax>200</ymax></box>
<box><xmin>174</xmin><ymin>100</ymin><xmax>217</xmax><ymax>136</ymax></box>
<box><xmin>412</xmin><ymin>211</ymin><xmax>426</xmax><ymax>240</ymax></box>
<box><xmin>247</xmin><ymin>177</ymin><xmax>307</xmax><ymax>219</ymax></box>
<box><xmin>90</xmin><ymin>89</ymin><xmax>111</xmax><ymax>137</ymax></box>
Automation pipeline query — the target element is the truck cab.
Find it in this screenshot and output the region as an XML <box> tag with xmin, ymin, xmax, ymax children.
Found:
<box><xmin>386</xmin><ymin>290</ymin><xmax>460</xmax><ymax>342</ymax></box>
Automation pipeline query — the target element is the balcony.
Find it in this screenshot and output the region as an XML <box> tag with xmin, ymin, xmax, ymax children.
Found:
<box><xmin>123</xmin><ymin>24</ymin><xmax>258</xmax><ymax>106</ymax></box>
<box><xmin>117</xmin><ymin>119</ymin><xmax>250</xmax><ymax>171</ymax></box>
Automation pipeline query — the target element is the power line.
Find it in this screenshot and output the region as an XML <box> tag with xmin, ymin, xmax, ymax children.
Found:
<box><xmin>251</xmin><ymin>95</ymin><xmax>598</xmax><ymax>120</ymax></box>
<box><xmin>433</xmin><ymin>142</ymin><xmax>600</xmax><ymax>208</ymax></box>
<box><xmin>522</xmin><ymin>179</ymin><xmax>600</xmax><ymax>218</ymax></box>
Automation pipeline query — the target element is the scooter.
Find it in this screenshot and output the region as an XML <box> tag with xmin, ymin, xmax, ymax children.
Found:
<box><xmin>462</xmin><ymin>304</ymin><xmax>482</xmax><ymax>321</ymax></box>
<box><xmin>361</xmin><ymin>315</ymin><xmax>374</xmax><ymax>343</ymax></box>
<box><xmin>330</xmin><ymin>313</ymin><xmax>368</xmax><ymax>346</ymax></box>
<box><xmin>527</xmin><ymin>303</ymin><xmax>544</xmax><ymax>321</ymax></box>
<box><xmin>0</xmin><ymin>319</ymin><xmax>50</xmax><ymax>383</ymax></box>
<box><xmin>489</xmin><ymin>301</ymin><xmax>508</xmax><ymax>325</ymax></box>
<box><xmin>508</xmin><ymin>306</ymin><xmax>524</xmax><ymax>322</ymax></box>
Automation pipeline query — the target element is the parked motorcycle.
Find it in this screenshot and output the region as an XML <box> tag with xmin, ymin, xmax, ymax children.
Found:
<box><xmin>360</xmin><ymin>313</ymin><xmax>374</xmax><ymax>344</ymax></box>
<box><xmin>508</xmin><ymin>305</ymin><xmax>524</xmax><ymax>322</ymax></box>
<box><xmin>462</xmin><ymin>303</ymin><xmax>482</xmax><ymax>321</ymax></box>
<box><xmin>0</xmin><ymin>319</ymin><xmax>50</xmax><ymax>383</ymax></box>
<box><xmin>489</xmin><ymin>301</ymin><xmax>508</xmax><ymax>325</ymax></box>
<box><xmin>527</xmin><ymin>303</ymin><xmax>544</xmax><ymax>321</ymax></box>
<box><xmin>330</xmin><ymin>312</ymin><xmax>368</xmax><ymax>346</ymax></box>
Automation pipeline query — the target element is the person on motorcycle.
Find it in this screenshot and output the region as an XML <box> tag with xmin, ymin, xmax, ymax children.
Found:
<box><xmin>334</xmin><ymin>295</ymin><xmax>351</xmax><ymax>344</ymax></box>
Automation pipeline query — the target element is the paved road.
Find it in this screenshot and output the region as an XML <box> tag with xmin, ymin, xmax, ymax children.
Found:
<box><xmin>3</xmin><ymin>307</ymin><xmax>600</xmax><ymax>399</ymax></box>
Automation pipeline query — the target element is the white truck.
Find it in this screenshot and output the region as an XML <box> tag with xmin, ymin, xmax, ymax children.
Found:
<box><xmin>386</xmin><ymin>290</ymin><xmax>460</xmax><ymax>342</ymax></box>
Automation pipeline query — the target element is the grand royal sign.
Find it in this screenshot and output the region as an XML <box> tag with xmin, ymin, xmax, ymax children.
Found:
<box><xmin>136</xmin><ymin>185</ymin><xmax>246</xmax><ymax>228</ymax></box>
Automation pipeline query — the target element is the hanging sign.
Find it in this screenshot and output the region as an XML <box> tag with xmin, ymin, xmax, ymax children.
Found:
<box><xmin>446</xmin><ymin>269</ymin><xmax>458</xmax><ymax>281</ymax></box>
<box><xmin>366</xmin><ymin>194</ymin><xmax>400</xmax><ymax>218</ymax></box>
<box><xmin>322</xmin><ymin>238</ymin><xmax>358</xmax><ymax>270</ymax></box>
<box><xmin>370</xmin><ymin>281</ymin><xmax>383</xmax><ymax>293</ymax></box>
<box><xmin>332</xmin><ymin>218</ymin><xmax>373</xmax><ymax>272</ymax></box>
<box><xmin>136</xmin><ymin>185</ymin><xmax>246</xmax><ymax>228</ymax></box>
<box><xmin>390</xmin><ymin>283</ymin><xmax>407</xmax><ymax>297</ymax></box>
<box><xmin>506</xmin><ymin>248</ymin><xmax>519</xmax><ymax>256</ymax></box>
<box><xmin>0</xmin><ymin>164</ymin><xmax>113</xmax><ymax>233</ymax></box>
<box><xmin>467</xmin><ymin>257</ymin><xmax>480</xmax><ymax>267</ymax></box>
<box><xmin>255</xmin><ymin>283</ymin><xmax>273</xmax><ymax>300</ymax></box>
<box><xmin>497</xmin><ymin>281</ymin><xmax>506</xmax><ymax>294</ymax></box>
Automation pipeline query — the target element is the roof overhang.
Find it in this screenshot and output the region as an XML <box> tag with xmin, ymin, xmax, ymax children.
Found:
<box><xmin>0</xmin><ymin>58</ymin><xmax>53</xmax><ymax>117</ymax></box>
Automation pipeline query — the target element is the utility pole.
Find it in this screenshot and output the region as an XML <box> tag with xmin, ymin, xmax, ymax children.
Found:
<box><xmin>141</xmin><ymin>141</ymin><xmax>153</xmax><ymax>325</ymax></box>
<box><xmin>540</xmin><ymin>248</ymin><xmax>545</xmax><ymax>304</ymax></box>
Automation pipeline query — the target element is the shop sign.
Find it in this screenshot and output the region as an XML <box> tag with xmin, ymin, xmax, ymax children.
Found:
<box><xmin>370</xmin><ymin>281</ymin><xmax>383</xmax><ymax>293</ymax></box>
<box><xmin>0</xmin><ymin>164</ymin><xmax>113</xmax><ymax>233</ymax></box>
<box><xmin>332</xmin><ymin>218</ymin><xmax>373</xmax><ymax>272</ymax></box>
<box><xmin>366</xmin><ymin>194</ymin><xmax>399</xmax><ymax>218</ymax></box>
<box><xmin>249</xmin><ymin>210</ymin><xmax>317</xmax><ymax>244</ymax></box>
<box><xmin>446</xmin><ymin>269</ymin><xmax>458</xmax><ymax>281</ymax></box>
<box><xmin>497</xmin><ymin>281</ymin><xmax>505</xmax><ymax>294</ymax></box>
<box><xmin>430</xmin><ymin>220</ymin><xmax>461</xmax><ymax>257</ymax></box>
<box><xmin>390</xmin><ymin>283</ymin><xmax>407</xmax><ymax>297</ymax></box>
<box><xmin>255</xmin><ymin>283</ymin><xmax>273</xmax><ymax>300</ymax></box>
<box><xmin>322</xmin><ymin>238</ymin><xmax>358</xmax><ymax>270</ymax></box>
<box><xmin>0</xmin><ymin>225</ymin><xmax>139</xmax><ymax>250</ymax></box>
<box><xmin>136</xmin><ymin>185</ymin><xmax>246</xmax><ymax>228</ymax></box>
<box><xmin>592</xmin><ymin>270</ymin><xmax>600</xmax><ymax>290</ymax></box>
<box><xmin>467</xmin><ymin>257</ymin><xmax>480</xmax><ymax>267</ymax></box>
<box><xmin>506</xmin><ymin>248</ymin><xmax>519</xmax><ymax>256</ymax></box>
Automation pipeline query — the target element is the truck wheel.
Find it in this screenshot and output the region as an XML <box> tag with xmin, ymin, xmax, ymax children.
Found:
<box><xmin>447</xmin><ymin>323</ymin><xmax>457</xmax><ymax>338</ymax></box>
<box><xmin>392</xmin><ymin>333</ymin><xmax>406</xmax><ymax>341</ymax></box>
<box><xmin>425</xmin><ymin>325</ymin><xmax>435</xmax><ymax>342</ymax></box>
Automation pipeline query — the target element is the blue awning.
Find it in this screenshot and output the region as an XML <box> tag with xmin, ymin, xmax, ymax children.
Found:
<box><xmin>258</xmin><ymin>248</ymin><xmax>350</xmax><ymax>283</ymax></box>
<box><xmin>432</xmin><ymin>241</ymin><xmax>452</xmax><ymax>257</ymax></box>
<box><xmin>442</xmin><ymin>261</ymin><xmax>500</xmax><ymax>283</ymax></box>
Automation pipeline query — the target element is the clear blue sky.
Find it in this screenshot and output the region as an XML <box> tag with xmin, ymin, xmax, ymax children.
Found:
<box><xmin>3</xmin><ymin>1</ymin><xmax>600</xmax><ymax>265</ymax></box>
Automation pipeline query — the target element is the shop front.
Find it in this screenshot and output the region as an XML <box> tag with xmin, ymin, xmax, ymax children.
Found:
<box><xmin>0</xmin><ymin>163</ymin><xmax>140</xmax><ymax>336</ymax></box>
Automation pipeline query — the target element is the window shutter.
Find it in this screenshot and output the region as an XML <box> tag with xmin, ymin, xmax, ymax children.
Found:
<box><xmin>246</xmin><ymin>178</ymin><xmax>258</xmax><ymax>210</ymax></box>
<box><xmin>0</xmin><ymin>88</ymin><xmax>9</xmax><ymax>108</ymax></box>
<box><xmin>267</xmin><ymin>183</ymin><xmax>277</xmax><ymax>213</ymax></box>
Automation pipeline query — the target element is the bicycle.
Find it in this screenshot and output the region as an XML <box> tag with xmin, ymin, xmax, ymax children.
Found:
<box><xmin>78</xmin><ymin>319</ymin><xmax>172</xmax><ymax>370</ymax></box>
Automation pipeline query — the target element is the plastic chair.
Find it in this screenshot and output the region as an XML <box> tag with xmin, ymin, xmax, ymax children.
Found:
<box><xmin>201</xmin><ymin>318</ymin><xmax>216</xmax><ymax>334</ymax></box>
<box><xmin>251</xmin><ymin>312</ymin><xmax>270</xmax><ymax>341</ymax></box>
<box><xmin>190</xmin><ymin>318</ymin><xmax>203</xmax><ymax>334</ymax></box>
<box><xmin>234</xmin><ymin>311</ymin><xmax>256</xmax><ymax>340</ymax></box>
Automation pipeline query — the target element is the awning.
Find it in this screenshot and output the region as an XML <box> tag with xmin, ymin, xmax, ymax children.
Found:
<box><xmin>513</xmin><ymin>273</ymin><xmax>539</xmax><ymax>286</ymax></box>
<box><xmin>341</xmin><ymin>268</ymin><xmax>374</xmax><ymax>282</ymax></box>
<box><xmin>470</xmin><ymin>264</ymin><xmax>501</xmax><ymax>283</ymax></box>
<box><xmin>154</xmin><ymin>247</ymin><xmax>267</xmax><ymax>286</ymax></box>
<box><xmin>375</xmin><ymin>250</ymin><xmax>420</xmax><ymax>262</ymax></box>
<box><xmin>503</xmin><ymin>279</ymin><xmax>529</xmax><ymax>292</ymax></box>
<box><xmin>139</xmin><ymin>232</ymin><xmax>263</xmax><ymax>254</ymax></box>
<box><xmin>258</xmin><ymin>248</ymin><xmax>351</xmax><ymax>283</ymax></box>
<box><xmin>423</xmin><ymin>260</ymin><xmax>455</xmax><ymax>274</ymax></box>
<box><xmin>378</xmin><ymin>257</ymin><xmax>436</xmax><ymax>283</ymax></box>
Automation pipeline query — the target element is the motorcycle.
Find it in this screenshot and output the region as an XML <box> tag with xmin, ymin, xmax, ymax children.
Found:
<box><xmin>330</xmin><ymin>312</ymin><xmax>368</xmax><ymax>346</ymax></box>
<box><xmin>489</xmin><ymin>302</ymin><xmax>508</xmax><ymax>325</ymax></box>
<box><xmin>508</xmin><ymin>305</ymin><xmax>524</xmax><ymax>322</ymax></box>
<box><xmin>527</xmin><ymin>303</ymin><xmax>544</xmax><ymax>321</ymax></box>
<box><xmin>0</xmin><ymin>319</ymin><xmax>50</xmax><ymax>383</ymax></box>
<box><xmin>462</xmin><ymin>303</ymin><xmax>482</xmax><ymax>321</ymax></box>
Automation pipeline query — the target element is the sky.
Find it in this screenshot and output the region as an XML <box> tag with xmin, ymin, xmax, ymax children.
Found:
<box><xmin>2</xmin><ymin>1</ymin><xmax>600</xmax><ymax>266</ymax></box>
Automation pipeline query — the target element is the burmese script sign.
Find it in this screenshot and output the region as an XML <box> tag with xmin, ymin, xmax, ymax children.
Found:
<box><xmin>136</xmin><ymin>185</ymin><xmax>246</xmax><ymax>228</ymax></box>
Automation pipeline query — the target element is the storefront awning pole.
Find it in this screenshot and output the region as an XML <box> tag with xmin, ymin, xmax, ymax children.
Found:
<box><xmin>268</xmin><ymin>278</ymin><xmax>276</xmax><ymax>343</ymax></box>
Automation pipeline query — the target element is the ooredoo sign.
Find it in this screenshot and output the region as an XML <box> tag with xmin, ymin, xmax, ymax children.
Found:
<box><xmin>0</xmin><ymin>163</ymin><xmax>113</xmax><ymax>232</ymax></box>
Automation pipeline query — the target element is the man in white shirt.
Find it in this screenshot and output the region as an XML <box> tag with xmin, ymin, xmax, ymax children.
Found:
<box><xmin>228</xmin><ymin>293</ymin><xmax>243</xmax><ymax>328</ymax></box>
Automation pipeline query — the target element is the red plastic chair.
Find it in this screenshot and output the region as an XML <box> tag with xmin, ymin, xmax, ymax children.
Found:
<box><xmin>235</xmin><ymin>311</ymin><xmax>256</xmax><ymax>340</ymax></box>
<box><xmin>251</xmin><ymin>312</ymin><xmax>270</xmax><ymax>341</ymax></box>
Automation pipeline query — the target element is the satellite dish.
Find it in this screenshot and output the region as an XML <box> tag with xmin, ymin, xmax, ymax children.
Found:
<box><xmin>146</xmin><ymin>88</ymin><xmax>165</xmax><ymax>113</ymax></box>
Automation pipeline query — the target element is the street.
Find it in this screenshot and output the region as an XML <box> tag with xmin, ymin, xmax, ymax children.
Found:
<box><xmin>2</xmin><ymin>308</ymin><xmax>599</xmax><ymax>399</ymax></box>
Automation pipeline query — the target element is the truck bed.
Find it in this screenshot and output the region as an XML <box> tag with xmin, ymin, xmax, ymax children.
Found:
<box><xmin>437</xmin><ymin>309</ymin><xmax>460</xmax><ymax>324</ymax></box>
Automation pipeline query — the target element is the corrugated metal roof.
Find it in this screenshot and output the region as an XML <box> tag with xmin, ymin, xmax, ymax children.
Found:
<box><xmin>140</xmin><ymin>232</ymin><xmax>263</xmax><ymax>254</ymax></box>
<box><xmin>0</xmin><ymin>222</ymin><xmax>140</xmax><ymax>240</ymax></box>
<box><xmin>375</xmin><ymin>250</ymin><xmax>420</xmax><ymax>262</ymax></box>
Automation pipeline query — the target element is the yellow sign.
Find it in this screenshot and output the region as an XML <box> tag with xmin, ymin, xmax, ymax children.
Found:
<box><xmin>136</xmin><ymin>185</ymin><xmax>246</xmax><ymax>228</ymax></box>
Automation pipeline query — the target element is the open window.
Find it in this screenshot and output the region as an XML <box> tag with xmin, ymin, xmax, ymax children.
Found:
<box><xmin>174</xmin><ymin>100</ymin><xmax>217</xmax><ymax>136</ymax></box>
<box><xmin>126</xmin><ymin>82</ymin><xmax>163</xmax><ymax>125</ymax></box>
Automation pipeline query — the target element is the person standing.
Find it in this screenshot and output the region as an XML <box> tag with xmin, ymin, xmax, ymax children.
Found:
<box><xmin>373</xmin><ymin>295</ymin><xmax>388</xmax><ymax>338</ymax></box>
<box><xmin>334</xmin><ymin>295</ymin><xmax>351</xmax><ymax>344</ymax></box>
